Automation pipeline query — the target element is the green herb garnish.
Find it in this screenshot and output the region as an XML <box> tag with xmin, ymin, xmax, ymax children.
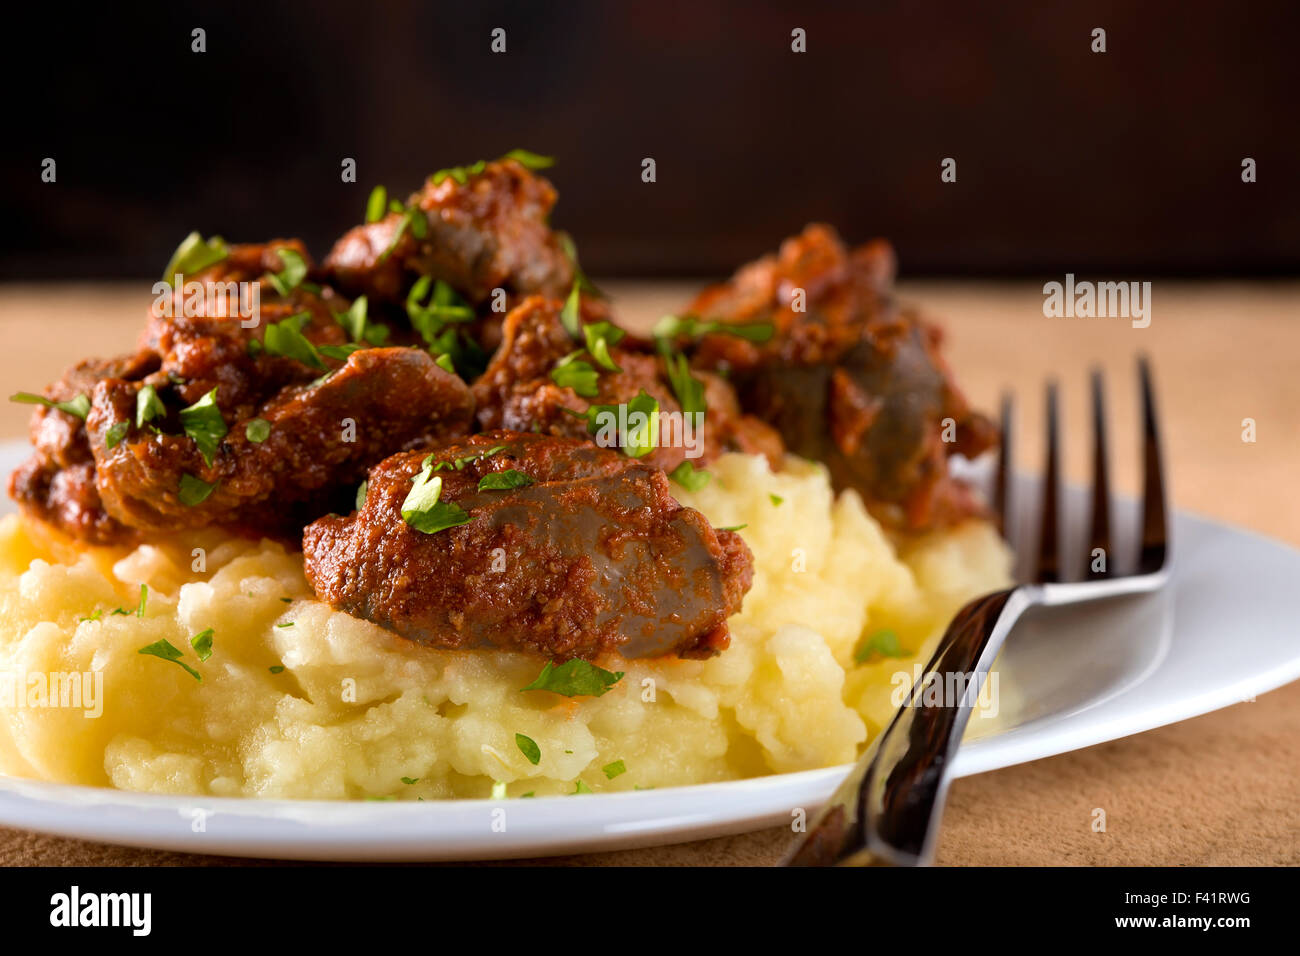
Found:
<box><xmin>401</xmin><ymin>776</ymin><xmax>420</xmax><ymax>785</ymax></box>
<box><xmin>138</xmin><ymin>638</ymin><xmax>201</xmax><ymax>681</ymax></box>
<box><xmin>135</xmin><ymin>385</ymin><xmax>166</xmax><ymax>429</ymax></box>
<box><xmin>189</xmin><ymin>627</ymin><xmax>214</xmax><ymax>661</ymax></box>
<box><xmin>717</xmin><ymin>524</ymin><xmax>747</xmax><ymax>532</ymax></box>
<box><xmin>161</xmin><ymin>232</ymin><xmax>229</xmax><ymax>285</ymax></box>
<box><xmin>582</xmin><ymin>321</ymin><xmax>624</xmax><ymax>371</ymax></box>
<box><xmin>573</xmin><ymin>780</ymin><xmax>593</xmax><ymax>795</ymax></box>
<box><xmin>178</xmin><ymin>473</ymin><xmax>217</xmax><ymax>507</ymax></box>
<box><xmin>135</xmin><ymin>583</ymin><xmax>148</xmax><ymax>618</ymax></box>
<box><xmin>579</xmin><ymin>391</ymin><xmax>659</xmax><ymax>458</ymax></box>
<box><xmin>105</xmin><ymin>420</ymin><xmax>129</xmax><ymax>449</ymax></box>
<box><xmin>663</xmin><ymin>352</ymin><xmax>706</xmax><ymax>416</ymax></box>
<box><xmin>770</xmin><ymin>494</ymin><xmax>784</xmax><ymax>506</ymax></box>
<box><xmin>178</xmin><ymin>388</ymin><xmax>227</xmax><ymax>467</ymax></box>
<box><xmin>401</xmin><ymin>457</ymin><xmax>472</xmax><ymax>534</ymax></box>
<box><xmin>365</xmin><ymin>185</ymin><xmax>387</xmax><ymax>224</ymax></box>
<box><xmin>501</xmin><ymin>149</ymin><xmax>555</xmax><ymax>170</ymax></box>
<box><xmin>266</xmin><ymin>247</ymin><xmax>308</xmax><ymax>296</ymax></box>
<box><xmin>602</xmin><ymin>760</ymin><xmax>626</xmax><ymax>780</ymax></box>
<box><xmin>515</xmin><ymin>733</ymin><xmax>542</xmax><ymax>766</ymax></box>
<box><xmin>854</xmin><ymin>629</ymin><xmax>905</xmax><ymax>665</ymax></box>
<box><xmin>478</xmin><ymin>470</ymin><xmax>534</xmax><ymax>492</ymax></box>
<box><xmin>652</xmin><ymin>313</ymin><xmax>774</xmax><ymax>344</ymax></box>
<box><xmin>559</xmin><ymin>282</ymin><xmax>583</xmax><ymax>339</ymax></box>
<box><xmin>262</xmin><ymin>312</ymin><xmax>325</xmax><ymax>369</ymax></box>
<box><xmin>520</xmin><ymin>659</ymin><xmax>625</xmax><ymax>698</ymax></box>
<box><xmin>668</xmin><ymin>461</ymin><xmax>711</xmax><ymax>492</ymax></box>
<box><xmin>9</xmin><ymin>392</ymin><xmax>91</xmax><ymax>420</ymax></box>
<box><xmin>245</xmin><ymin>418</ymin><xmax>271</xmax><ymax>443</ymax></box>
<box><xmin>355</xmin><ymin>480</ymin><xmax>368</xmax><ymax>510</ymax></box>
<box><xmin>550</xmin><ymin>352</ymin><xmax>600</xmax><ymax>398</ymax></box>
<box><xmin>268</xmin><ymin>665</ymin><xmax>285</xmax><ymax>674</ymax></box>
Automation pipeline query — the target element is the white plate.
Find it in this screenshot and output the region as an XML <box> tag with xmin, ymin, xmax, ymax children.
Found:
<box><xmin>0</xmin><ymin>439</ymin><xmax>1297</xmax><ymax>860</ymax></box>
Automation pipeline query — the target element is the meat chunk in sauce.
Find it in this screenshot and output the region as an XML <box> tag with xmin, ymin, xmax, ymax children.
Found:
<box><xmin>9</xmin><ymin>241</ymin><xmax>474</xmax><ymax>542</ymax></box>
<box><xmin>323</xmin><ymin>158</ymin><xmax>574</xmax><ymax>311</ymax></box>
<box><xmin>471</xmin><ymin>296</ymin><xmax>784</xmax><ymax>474</ymax></box>
<box><xmin>683</xmin><ymin>224</ymin><xmax>997</xmax><ymax>531</ymax></box>
<box><xmin>303</xmin><ymin>432</ymin><xmax>753</xmax><ymax>661</ymax></box>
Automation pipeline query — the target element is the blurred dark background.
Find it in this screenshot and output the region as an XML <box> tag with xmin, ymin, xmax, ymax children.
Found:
<box><xmin>1</xmin><ymin>0</ymin><xmax>1297</xmax><ymax>281</ymax></box>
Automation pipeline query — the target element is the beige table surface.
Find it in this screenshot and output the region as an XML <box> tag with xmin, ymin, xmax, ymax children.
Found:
<box><xmin>0</xmin><ymin>279</ymin><xmax>1297</xmax><ymax>866</ymax></box>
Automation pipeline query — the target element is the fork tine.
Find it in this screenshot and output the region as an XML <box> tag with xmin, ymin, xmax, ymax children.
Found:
<box><xmin>1087</xmin><ymin>369</ymin><xmax>1112</xmax><ymax>578</ymax></box>
<box><xmin>1036</xmin><ymin>380</ymin><xmax>1061</xmax><ymax>583</ymax></box>
<box><xmin>1137</xmin><ymin>357</ymin><xmax>1169</xmax><ymax>574</ymax></box>
<box><xmin>994</xmin><ymin>391</ymin><xmax>1013</xmax><ymax>543</ymax></box>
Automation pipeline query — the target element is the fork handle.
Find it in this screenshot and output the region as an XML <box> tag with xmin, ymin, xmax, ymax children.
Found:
<box><xmin>785</xmin><ymin>586</ymin><xmax>1030</xmax><ymax>866</ymax></box>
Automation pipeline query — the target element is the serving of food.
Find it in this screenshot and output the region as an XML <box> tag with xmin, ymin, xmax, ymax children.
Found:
<box><xmin>0</xmin><ymin>152</ymin><xmax>1013</xmax><ymax>801</ymax></box>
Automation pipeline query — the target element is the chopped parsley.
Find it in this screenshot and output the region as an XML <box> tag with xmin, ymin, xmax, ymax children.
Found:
<box><xmin>434</xmin><ymin>353</ymin><xmax>455</xmax><ymax>374</ymax></box>
<box><xmin>365</xmin><ymin>185</ymin><xmax>387</xmax><ymax>223</ymax></box>
<box><xmin>378</xmin><ymin>202</ymin><xmax>428</xmax><ymax>262</ymax></box>
<box><xmin>854</xmin><ymin>629</ymin><xmax>905</xmax><ymax>665</ymax></box>
<box><xmin>401</xmin><ymin>456</ymin><xmax>472</xmax><ymax>534</ymax></box>
<box><xmin>578</xmin><ymin>391</ymin><xmax>659</xmax><ymax>458</ymax></box>
<box><xmin>161</xmin><ymin>232</ymin><xmax>229</xmax><ymax>285</ymax></box>
<box><xmin>550</xmin><ymin>351</ymin><xmax>599</xmax><ymax>397</ymax></box>
<box><xmin>355</xmin><ymin>479</ymin><xmax>368</xmax><ymax>510</ymax></box>
<box><xmin>406</xmin><ymin>277</ymin><xmax>473</xmax><ymax>343</ymax></box>
<box><xmin>266</xmin><ymin>247</ymin><xmax>308</xmax><ymax>296</ymax></box>
<box><xmin>515</xmin><ymin>733</ymin><xmax>541</xmax><ymax>766</ymax></box>
<box><xmin>135</xmin><ymin>583</ymin><xmax>148</xmax><ymax>618</ymax></box>
<box><xmin>9</xmin><ymin>392</ymin><xmax>90</xmax><ymax>420</ymax></box>
<box><xmin>318</xmin><ymin>343</ymin><xmax>364</xmax><ymax>361</ymax></box>
<box><xmin>500</xmin><ymin>148</ymin><xmax>555</xmax><ymax>170</ymax></box>
<box><xmin>79</xmin><ymin>609</ymin><xmax>103</xmax><ymax>623</ymax></box>
<box><xmin>559</xmin><ymin>282</ymin><xmax>583</xmax><ymax>339</ymax></box>
<box><xmin>490</xmin><ymin>781</ymin><xmax>508</xmax><ymax>800</ymax></box>
<box><xmin>652</xmin><ymin>313</ymin><xmax>774</xmax><ymax>344</ymax></box>
<box><xmin>334</xmin><ymin>295</ymin><xmax>389</xmax><ymax>345</ymax></box>
<box><xmin>178</xmin><ymin>473</ymin><xmax>217</xmax><ymax>507</ymax></box>
<box><xmin>770</xmin><ymin>493</ymin><xmax>784</xmax><ymax>506</ymax></box>
<box><xmin>262</xmin><ymin>312</ymin><xmax>325</xmax><ymax>369</ymax></box>
<box><xmin>557</xmin><ymin>231</ymin><xmax>604</xmax><ymax>298</ymax></box>
<box><xmin>178</xmin><ymin>388</ymin><xmax>227</xmax><ymax>467</ymax></box>
<box><xmin>189</xmin><ymin>627</ymin><xmax>214</xmax><ymax>662</ymax></box>
<box><xmin>477</xmin><ymin>469</ymin><xmax>534</xmax><ymax>492</ymax></box>
<box><xmin>717</xmin><ymin>524</ymin><xmax>747</xmax><ymax>532</ymax></box>
<box><xmin>138</xmin><ymin>638</ymin><xmax>200</xmax><ymax>681</ymax></box>
<box><xmin>135</xmin><ymin>385</ymin><xmax>166</xmax><ymax>428</ymax></box>
<box><xmin>520</xmin><ymin>659</ymin><xmax>625</xmax><ymax>698</ymax></box>
<box><xmin>433</xmin><ymin>445</ymin><xmax>507</xmax><ymax>472</ymax></box>
<box><xmin>432</xmin><ymin>149</ymin><xmax>554</xmax><ymax>187</ymax></box>
<box><xmin>573</xmin><ymin>780</ymin><xmax>593</xmax><ymax>795</ymax></box>
<box><xmin>105</xmin><ymin>420</ymin><xmax>129</xmax><ymax>449</ymax></box>
<box><xmin>268</xmin><ymin>665</ymin><xmax>285</xmax><ymax>674</ymax></box>
<box><xmin>663</xmin><ymin>352</ymin><xmax>706</xmax><ymax>416</ymax></box>
<box><xmin>668</xmin><ymin>461</ymin><xmax>711</xmax><ymax>492</ymax></box>
<box><xmin>602</xmin><ymin>760</ymin><xmax>627</xmax><ymax>780</ymax></box>
<box><xmin>245</xmin><ymin>418</ymin><xmax>271</xmax><ymax>443</ymax></box>
<box><xmin>582</xmin><ymin>321</ymin><xmax>624</xmax><ymax>371</ymax></box>
<box><xmin>276</xmin><ymin>622</ymin><xmax>294</xmax><ymax>628</ymax></box>
<box><xmin>401</xmin><ymin>776</ymin><xmax>420</xmax><ymax>785</ymax></box>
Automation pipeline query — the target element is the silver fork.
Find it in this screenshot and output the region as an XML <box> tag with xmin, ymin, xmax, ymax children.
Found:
<box><xmin>783</xmin><ymin>357</ymin><xmax>1172</xmax><ymax>867</ymax></box>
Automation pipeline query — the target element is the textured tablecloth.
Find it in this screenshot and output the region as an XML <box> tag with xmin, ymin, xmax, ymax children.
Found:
<box><xmin>2</xmin><ymin>279</ymin><xmax>1297</xmax><ymax>866</ymax></box>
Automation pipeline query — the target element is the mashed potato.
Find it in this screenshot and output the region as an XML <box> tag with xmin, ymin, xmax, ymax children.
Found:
<box><xmin>0</xmin><ymin>454</ymin><xmax>1010</xmax><ymax>799</ymax></box>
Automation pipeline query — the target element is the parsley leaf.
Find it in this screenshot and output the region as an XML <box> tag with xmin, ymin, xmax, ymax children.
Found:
<box><xmin>477</xmin><ymin>469</ymin><xmax>534</xmax><ymax>492</ymax></box>
<box><xmin>262</xmin><ymin>312</ymin><xmax>325</xmax><ymax>369</ymax></box>
<box><xmin>266</xmin><ymin>247</ymin><xmax>308</xmax><ymax>296</ymax></box>
<box><xmin>652</xmin><ymin>313</ymin><xmax>774</xmax><ymax>344</ymax></box>
<box><xmin>559</xmin><ymin>282</ymin><xmax>583</xmax><ymax>339</ymax></box>
<box><xmin>602</xmin><ymin>760</ymin><xmax>626</xmax><ymax>780</ymax></box>
<box><xmin>135</xmin><ymin>385</ymin><xmax>166</xmax><ymax>429</ymax></box>
<box><xmin>501</xmin><ymin>148</ymin><xmax>555</xmax><ymax>170</ymax></box>
<box><xmin>580</xmin><ymin>391</ymin><xmax>659</xmax><ymax>458</ymax></box>
<box><xmin>105</xmin><ymin>420</ymin><xmax>129</xmax><ymax>448</ymax></box>
<box><xmin>401</xmin><ymin>457</ymin><xmax>472</xmax><ymax>534</ymax></box>
<box><xmin>178</xmin><ymin>473</ymin><xmax>217</xmax><ymax>507</ymax></box>
<box><xmin>770</xmin><ymin>493</ymin><xmax>784</xmax><ymax>506</ymax></box>
<box><xmin>406</xmin><ymin>277</ymin><xmax>473</xmax><ymax>343</ymax></box>
<box><xmin>245</xmin><ymin>418</ymin><xmax>271</xmax><ymax>443</ymax></box>
<box><xmin>515</xmin><ymin>733</ymin><xmax>541</xmax><ymax>765</ymax></box>
<box><xmin>550</xmin><ymin>351</ymin><xmax>599</xmax><ymax>397</ymax></box>
<box><xmin>854</xmin><ymin>629</ymin><xmax>905</xmax><ymax>665</ymax></box>
<box><xmin>582</xmin><ymin>321</ymin><xmax>624</xmax><ymax>371</ymax></box>
<box><xmin>365</xmin><ymin>185</ymin><xmax>387</xmax><ymax>224</ymax></box>
<box><xmin>557</xmin><ymin>231</ymin><xmax>604</xmax><ymax>299</ymax></box>
<box><xmin>189</xmin><ymin>627</ymin><xmax>214</xmax><ymax>662</ymax></box>
<box><xmin>178</xmin><ymin>388</ymin><xmax>227</xmax><ymax>467</ymax></box>
<box><xmin>161</xmin><ymin>232</ymin><xmax>229</xmax><ymax>285</ymax></box>
<box><xmin>573</xmin><ymin>780</ymin><xmax>593</xmax><ymax>795</ymax></box>
<box><xmin>334</xmin><ymin>295</ymin><xmax>387</xmax><ymax>345</ymax></box>
<box><xmin>668</xmin><ymin>461</ymin><xmax>711</xmax><ymax>492</ymax></box>
<box><xmin>355</xmin><ymin>479</ymin><xmax>368</xmax><ymax>510</ymax></box>
<box><xmin>135</xmin><ymin>583</ymin><xmax>148</xmax><ymax>618</ymax></box>
<box><xmin>10</xmin><ymin>391</ymin><xmax>91</xmax><ymax>420</ymax></box>
<box><xmin>663</xmin><ymin>352</ymin><xmax>706</xmax><ymax>416</ymax></box>
<box><xmin>520</xmin><ymin>659</ymin><xmax>625</xmax><ymax>698</ymax></box>
<box><xmin>138</xmin><ymin>638</ymin><xmax>201</xmax><ymax>681</ymax></box>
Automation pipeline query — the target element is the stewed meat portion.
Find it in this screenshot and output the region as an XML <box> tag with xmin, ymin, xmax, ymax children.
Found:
<box><xmin>303</xmin><ymin>432</ymin><xmax>754</xmax><ymax>661</ymax></box>
<box><xmin>683</xmin><ymin>224</ymin><xmax>997</xmax><ymax>531</ymax></box>
<box><xmin>471</xmin><ymin>296</ymin><xmax>784</xmax><ymax>473</ymax></box>
<box><xmin>323</xmin><ymin>157</ymin><xmax>574</xmax><ymax>308</ymax></box>
<box><xmin>9</xmin><ymin>241</ymin><xmax>475</xmax><ymax>542</ymax></box>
